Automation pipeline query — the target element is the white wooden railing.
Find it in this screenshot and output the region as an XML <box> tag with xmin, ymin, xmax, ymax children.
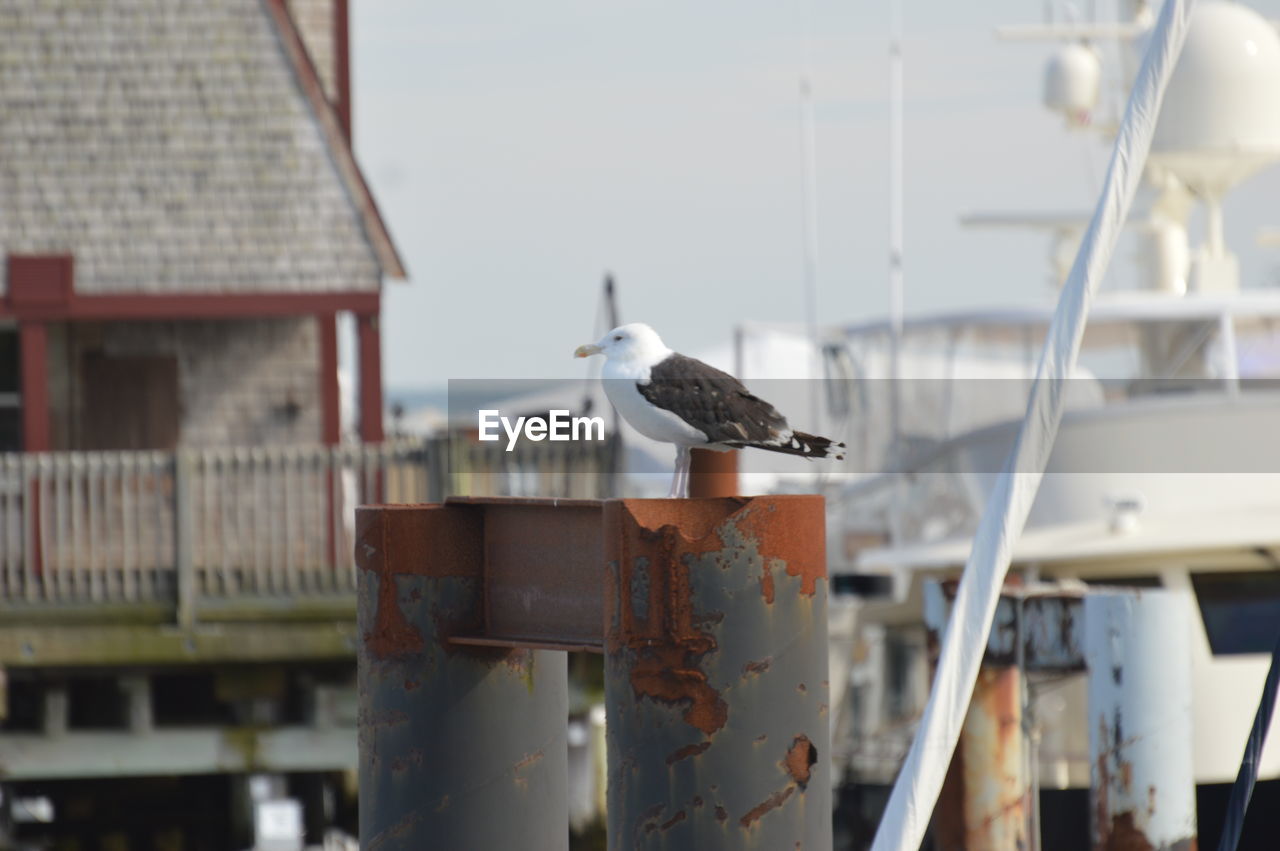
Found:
<box><xmin>0</xmin><ymin>436</ymin><xmax>617</xmax><ymax>612</ymax></box>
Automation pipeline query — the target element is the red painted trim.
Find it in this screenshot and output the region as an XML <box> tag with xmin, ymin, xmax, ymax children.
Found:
<box><xmin>0</xmin><ymin>290</ymin><xmax>379</xmax><ymax>322</ymax></box>
<box><xmin>7</xmin><ymin>255</ymin><xmax>73</xmax><ymax>310</ymax></box>
<box><xmin>318</xmin><ymin>313</ymin><xmax>341</xmax><ymax>445</ymax></box>
<box><xmin>357</xmin><ymin>311</ymin><xmax>383</xmax><ymax>443</ymax></box>
<box><xmin>334</xmin><ymin>0</ymin><xmax>352</xmax><ymax>143</ymax></box>
<box><xmin>19</xmin><ymin>322</ymin><xmax>50</xmax><ymax>452</ymax></box>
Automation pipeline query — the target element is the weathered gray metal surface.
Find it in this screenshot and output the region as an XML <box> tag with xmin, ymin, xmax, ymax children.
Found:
<box><xmin>1084</xmin><ymin>590</ymin><xmax>1196</xmax><ymax>851</ymax></box>
<box><xmin>356</xmin><ymin>504</ymin><xmax>569</xmax><ymax>851</ymax></box>
<box><xmin>604</xmin><ymin>496</ymin><xmax>832</xmax><ymax>850</ymax></box>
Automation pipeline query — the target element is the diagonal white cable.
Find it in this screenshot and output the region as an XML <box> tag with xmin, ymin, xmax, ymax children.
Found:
<box><xmin>869</xmin><ymin>1</ymin><xmax>1196</xmax><ymax>848</ymax></box>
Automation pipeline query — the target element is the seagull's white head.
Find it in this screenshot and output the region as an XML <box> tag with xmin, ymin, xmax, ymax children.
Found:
<box><xmin>574</xmin><ymin>322</ymin><xmax>670</xmax><ymax>364</ymax></box>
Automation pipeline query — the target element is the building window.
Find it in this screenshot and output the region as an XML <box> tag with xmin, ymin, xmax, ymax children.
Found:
<box><xmin>1191</xmin><ymin>571</ymin><xmax>1280</xmax><ymax>655</ymax></box>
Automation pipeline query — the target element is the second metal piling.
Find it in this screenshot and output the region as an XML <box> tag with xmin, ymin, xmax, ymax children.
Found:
<box><xmin>356</xmin><ymin>505</ymin><xmax>569</xmax><ymax>851</ymax></box>
<box><xmin>603</xmin><ymin>496</ymin><xmax>832</xmax><ymax>850</ymax></box>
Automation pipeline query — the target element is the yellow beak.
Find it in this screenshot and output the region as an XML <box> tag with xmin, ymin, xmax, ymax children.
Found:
<box><xmin>574</xmin><ymin>343</ymin><xmax>603</xmax><ymax>358</ymax></box>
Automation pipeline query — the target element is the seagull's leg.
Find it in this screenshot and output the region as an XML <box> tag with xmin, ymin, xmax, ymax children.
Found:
<box><xmin>677</xmin><ymin>446</ymin><xmax>692</xmax><ymax>498</ymax></box>
<box><xmin>668</xmin><ymin>446</ymin><xmax>690</xmax><ymax>499</ymax></box>
<box><xmin>670</xmin><ymin>445</ymin><xmax>691</xmax><ymax>499</ymax></box>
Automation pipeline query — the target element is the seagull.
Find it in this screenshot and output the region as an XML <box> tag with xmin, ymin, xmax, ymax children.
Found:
<box><xmin>574</xmin><ymin>322</ymin><xmax>844</xmax><ymax>497</ymax></box>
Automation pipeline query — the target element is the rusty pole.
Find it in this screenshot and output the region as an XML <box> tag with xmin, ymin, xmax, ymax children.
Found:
<box><xmin>1084</xmin><ymin>590</ymin><xmax>1196</xmax><ymax>851</ymax></box>
<box><xmin>603</xmin><ymin>495</ymin><xmax>831</xmax><ymax>850</ymax></box>
<box><xmin>931</xmin><ymin>671</ymin><xmax>1027</xmax><ymax>850</ymax></box>
<box><xmin>960</xmin><ymin>666</ymin><xmax>1027</xmax><ymax>849</ymax></box>
<box><xmin>356</xmin><ymin>505</ymin><xmax>569</xmax><ymax>851</ymax></box>
<box><xmin>688</xmin><ymin>449</ymin><xmax>739</xmax><ymax>498</ymax></box>
<box><xmin>927</xmin><ymin>584</ymin><xmax>1029</xmax><ymax>851</ymax></box>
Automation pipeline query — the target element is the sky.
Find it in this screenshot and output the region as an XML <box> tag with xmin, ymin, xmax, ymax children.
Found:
<box><xmin>351</xmin><ymin>0</ymin><xmax>1280</xmax><ymax>390</ymax></box>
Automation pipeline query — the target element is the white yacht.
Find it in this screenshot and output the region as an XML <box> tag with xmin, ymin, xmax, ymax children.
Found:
<box><xmin>801</xmin><ymin>2</ymin><xmax>1280</xmax><ymax>848</ymax></box>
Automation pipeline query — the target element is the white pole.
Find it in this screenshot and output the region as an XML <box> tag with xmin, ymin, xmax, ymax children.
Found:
<box><xmin>799</xmin><ymin>73</ymin><xmax>822</xmax><ymax>427</ymax></box>
<box><xmin>888</xmin><ymin>0</ymin><xmax>904</xmax><ymax>453</ymax></box>
<box><xmin>799</xmin><ymin>0</ymin><xmax>822</xmax><ymax>428</ymax></box>
<box><xmin>1084</xmin><ymin>591</ymin><xmax>1197</xmax><ymax>848</ymax></box>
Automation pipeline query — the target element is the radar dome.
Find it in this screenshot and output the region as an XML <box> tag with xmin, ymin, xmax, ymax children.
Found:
<box><xmin>1149</xmin><ymin>0</ymin><xmax>1280</xmax><ymax>193</ymax></box>
<box><xmin>1044</xmin><ymin>43</ymin><xmax>1101</xmax><ymax>126</ymax></box>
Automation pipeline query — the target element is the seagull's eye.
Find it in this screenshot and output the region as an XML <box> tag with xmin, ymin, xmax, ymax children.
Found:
<box><xmin>613</xmin><ymin>335</ymin><xmax>623</xmax><ymax>342</ymax></box>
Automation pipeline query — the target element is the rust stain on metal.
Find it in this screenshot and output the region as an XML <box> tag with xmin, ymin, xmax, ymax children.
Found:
<box><xmin>1096</xmin><ymin>719</ymin><xmax>1111</xmax><ymax>845</ymax></box>
<box><xmin>512</xmin><ymin>748</ymin><xmax>544</xmax><ymax>791</ymax></box>
<box><xmin>620</xmin><ymin>497</ymin><xmax>747</xmax><ymax>546</ymax></box>
<box><xmin>364</xmin><ymin>809</ymin><xmax>422</xmax><ymax>851</ymax></box>
<box><xmin>784</xmin><ymin>735</ymin><xmax>817</xmax><ymax>788</ymax></box>
<box><xmin>715</xmin><ymin>805</ymin><xmax>728</xmax><ymax>823</ymax></box>
<box><xmin>513</xmin><ymin>749</ymin><xmax>544</xmax><ymax>772</ymax></box>
<box><xmin>606</xmin><ymin>496</ymin><xmax>825</xmax><ymax>737</ymax></box>
<box><xmin>640</xmin><ymin>804</ymin><xmax>666</xmax><ymax>835</ymax></box>
<box><xmin>736</xmin><ymin>498</ymin><xmax>827</xmax><ymax>597</ymax></box>
<box><xmin>797</xmin><ymin>683</ymin><xmax>807</xmax><ymax>693</ymax></box>
<box><xmin>365</xmin><ymin>569</ymin><xmax>424</xmax><ymax>659</ymax></box>
<box><xmin>754</xmin><ymin>734</ymin><xmax>768</xmax><ymax>744</ymax></box>
<box><xmin>606</xmin><ymin>503</ymin><xmax>732</xmax><ymax>735</ymax></box>
<box><xmin>1100</xmin><ymin>813</ymin><xmax>1157</xmax><ymax>851</ymax></box>
<box><xmin>761</xmin><ymin>567</ymin><xmax>776</xmax><ymax>604</ymax></box>
<box><xmin>742</xmin><ymin>658</ymin><xmax>772</xmax><ymax>677</ymax></box>
<box><xmin>356</xmin><ymin>506</ymin><xmax>483</xmax><ymax>660</ymax></box>
<box><xmin>957</xmin><ymin>666</ymin><xmax>1026</xmax><ymax>848</ymax></box>
<box><xmin>665</xmin><ymin>741</ymin><xmax>711</xmax><ymax>765</ymax></box>
<box><xmin>503</xmin><ymin>648</ymin><xmax>535</xmax><ymax>677</ymax></box>
<box><xmin>660</xmin><ymin>810</ymin><xmax>688</xmax><ymax>831</ymax></box>
<box><xmin>403</xmin><ymin>678</ymin><xmax>420</xmax><ymax>691</ymax></box>
<box><xmin>739</xmin><ymin>786</ymin><xmax>796</xmax><ymax>828</ymax></box>
<box><xmin>692</xmin><ymin>796</ymin><xmax>704</xmax><ymax>808</ymax></box>
<box><xmin>629</xmin><ymin>653</ymin><xmax>728</xmax><ymax>735</ymax></box>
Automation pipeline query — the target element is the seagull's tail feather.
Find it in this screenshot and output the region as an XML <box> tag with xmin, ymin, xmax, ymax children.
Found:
<box><xmin>728</xmin><ymin>430</ymin><xmax>845</xmax><ymax>461</ymax></box>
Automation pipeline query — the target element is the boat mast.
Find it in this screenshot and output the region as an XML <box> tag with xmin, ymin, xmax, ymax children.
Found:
<box><xmin>799</xmin><ymin>2</ymin><xmax>821</xmax><ymax>427</ymax></box>
<box><xmin>889</xmin><ymin>0</ymin><xmax>905</xmax><ymax>459</ymax></box>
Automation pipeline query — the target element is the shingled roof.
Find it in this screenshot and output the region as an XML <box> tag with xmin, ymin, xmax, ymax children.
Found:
<box><xmin>0</xmin><ymin>0</ymin><xmax>405</xmax><ymax>297</ymax></box>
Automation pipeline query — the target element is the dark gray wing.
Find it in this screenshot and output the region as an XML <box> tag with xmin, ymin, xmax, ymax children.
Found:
<box><xmin>638</xmin><ymin>354</ymin><xmax>789</xmax><ymax>445</ymax></box>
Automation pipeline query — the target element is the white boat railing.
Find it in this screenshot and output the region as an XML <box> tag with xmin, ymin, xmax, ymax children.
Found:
<box><xmin>0</xmin><ymin>436</ymin><xmax>617</xmax><ymax>611</ymax></box>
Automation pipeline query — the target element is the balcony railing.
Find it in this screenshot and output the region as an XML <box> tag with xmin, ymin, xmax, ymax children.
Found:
<box><xmin>0</xmin><ymin>436</ymin><xmax>617</xmax><ymax>615</ymax></box>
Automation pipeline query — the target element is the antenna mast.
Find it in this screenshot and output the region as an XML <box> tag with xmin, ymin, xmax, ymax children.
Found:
<box><xmin>889</xmin><ymin>0</ymin><xmax>905</xmax><ymax>454</ymax></box>
<box><xmin>799</xmin><ymin>2</ymin><xmax>821</xmax><ymax>428</ymax></box>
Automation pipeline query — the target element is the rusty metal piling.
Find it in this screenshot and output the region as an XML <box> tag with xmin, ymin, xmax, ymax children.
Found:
<box><xmin>356</xmin><ymin>504</ymin><xmax>570</xmax><ymax>851</ymax></box>
<box><xmin>1084</xmin><ymin>590</ymin><xmax>1196</xmax><ymax>851</ymax></box>
<box><xmin>603</xmin><ymin>496</ymin><xmax>832</xmax><ymax>850</ymax></box>
<box><xmin>934</xmin><ymin>665</ymin><xmax>1027</xmax><ymax>851</ymax></box>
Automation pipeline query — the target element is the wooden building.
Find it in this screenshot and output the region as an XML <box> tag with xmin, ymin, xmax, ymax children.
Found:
<box><xmin>0</xmin><ymin>1</ymin><xmax>408</xmax><ymax>846</ymax></box>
